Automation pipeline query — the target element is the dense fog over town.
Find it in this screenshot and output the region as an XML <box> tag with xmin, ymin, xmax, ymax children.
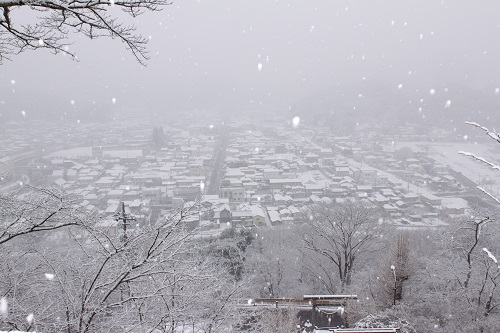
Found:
<box><xmin>2</xmin><ymin>1</ymin><xmax>500</xmax><ymax>122</ymax></box>
<box><xmin>1</xmin><ymin>1</ymin><xmax>500</xmax><ymax>333</ymax></box>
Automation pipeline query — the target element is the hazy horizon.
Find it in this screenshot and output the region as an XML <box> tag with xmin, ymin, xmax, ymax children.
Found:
<box><xmin>2</xmin><ymin>0</ymin><xmax>500</xmax><ymax>122</ymax></box>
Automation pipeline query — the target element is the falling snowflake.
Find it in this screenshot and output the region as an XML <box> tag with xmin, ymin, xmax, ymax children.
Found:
<box><xmin>463</xmin><ymin>135</ymin><xmax>468</xmax><ymax>140</ymax></box>
<box><xmin>292</xmin><ymin>116</ymin><xmax>300</xmax><ymax>128</ymax></box>
<box><xmin>445</xmin><ymin>100</ymin><xmax>451</xmax><ymax>108</ymax></box>
<box><xmin>429</xmin><ymin>89</ymin><xmax>436</xmax><ymax>95</ymax></box>
<box><xmin>70</xmin><ymin>100</ymin><xmax>75</xmax><ymax>105</ymax></box>
<box><xmin>199</xmin><ymin>181</ymin><xmax>205</xmax><ymax>192</ymax></box>
<box><xmin>0</xmin><ymin>297</ymin><xmax>7</xmax><ymax>317</ymax></box>
<box><xmin>10</xmin><ymin>80</ymin><xmax>15</xmax><ymax>85</ymax></box>
<box><xmin>209</xmin><ymin>124</ymin><xmax>214</xmax><ymax>129</ymax></box>
<box><xmin>257</xmin><ymin>63</ymin><xmax>263</xmax><ymax>72</ymax></box>
<box><xmin>26</xmin><ymin>313</ymin><xmax>34</xmax><ymax>324</ymax></box>
<box><xmin>112</xmin><ymin>98</ymin><xmax>117</xmax><ymax>104</ymax></box>
<box><xmin>495</xmin><ymin>88</ymin><xmax>499</xmax><ymax>94</ymax></box>
<box><xmin>77</xmin><ymin>119</ymin><xmax>80</xmax><ymax>124</ymax></box>
<box><xmin>38</xmin><ymin>39</ymin><xmax>44</xmax><ymax>46</ymax></box>
<box><xmin>310</xmin><ymin>25</ymin><xmax>315</xmax><ymax>32</ymax></box>
<box><xmin>397</xmin><ymin>83</ymin><xmax>403</xmax><ymax>89</ymax></box>
<box><xmin>21</xmin><ymin>110</ymin><xmax>26</xmax><ymax>118</ymax></box>
<box><xmin>45</xmin><ymin>273</ymin><xmax>55</xmax><ymax>280</ymax></box>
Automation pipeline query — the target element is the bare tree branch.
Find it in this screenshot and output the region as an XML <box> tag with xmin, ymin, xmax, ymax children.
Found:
<box><xmin>0</xmin><ymin>0</ymin><xmax>173</xmax><ymax>64</ymax></box>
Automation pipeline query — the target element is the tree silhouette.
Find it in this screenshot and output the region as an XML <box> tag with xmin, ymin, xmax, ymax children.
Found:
<box><xmin>0</xmin><ymin>0</ymin><xmax>173</xmax><ymax>64</ymax></box>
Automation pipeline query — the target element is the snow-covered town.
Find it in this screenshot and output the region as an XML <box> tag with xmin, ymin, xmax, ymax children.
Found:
<box><xmin>1</xmin><ymin>1</ymin><xmax>500</xmax><ymax>332</ymax></box>
<box><xmin>1</xmin><ymin>114</ymin><xmax>495</xmax><ymax>233</ymax></box>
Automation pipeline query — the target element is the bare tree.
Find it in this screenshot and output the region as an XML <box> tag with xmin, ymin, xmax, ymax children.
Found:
<box><xmin>440</xmin><ymin>209</ymin><xmax>500</xmax><ymax>332</ymax></box>
<box><xmin>0</xmin><ymin>186</ymin><xmax>90</xmax><ymax>246</ymax></box>
<box><xmin>0</xmin><ymin>0</ymin><xmax>173</xmax><ymax>64</ymax></box>
<box><xmin>241</xmin><ymin>307</ymin><xmax>299</xmax><ymax>333</ymax></box>
<box><xmin>0</xmin><ymin>190</ymin><xmax>242</xmax><ymax>332</ymax></box>
<box><xmin>374</xmin><ymin>232</ymin><xmax>416</xmax><ymax>307</ymax></box>
<box><xmin>301</xmin><ymin>201</ymin><xmax>384</xmax><ymax>293</ymax></box>
<box><xmin>247</xmin><ymin>227</ymin><xmax>302</xmax><ymax>298</ymax></box>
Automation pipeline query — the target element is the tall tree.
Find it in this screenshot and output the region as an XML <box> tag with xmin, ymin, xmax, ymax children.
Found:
<box><xmin>374</xmin><ymin>232</ymin><xmax>416</xmax><ymax>307</ymax></box>
<box><xmin>301</xmin><ymin>201</ymin><xmax>384</xmax><ymax>292</ymax></box>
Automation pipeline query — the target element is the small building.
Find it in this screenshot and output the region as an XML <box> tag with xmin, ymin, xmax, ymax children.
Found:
<box><xmin>420</xmin><ymin>192</ymin><xmax>441</xmax><ymax>206</ymax></box>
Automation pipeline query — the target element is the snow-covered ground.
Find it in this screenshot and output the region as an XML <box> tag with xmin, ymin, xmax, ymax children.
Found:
<box><xmin>429</xmin><ymin>143</ymin><xmax>500</xmax><ymax>193</ymax></box>
<box><xmin>390</xmin><ymin>141</ymin><xmax>500</xmax><ymax>196</ymax></box>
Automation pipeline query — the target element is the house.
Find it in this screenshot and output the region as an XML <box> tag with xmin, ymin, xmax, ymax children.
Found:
<box><xmin>220</xmin><ymin>187</ymin><xmax>245</xmax><ymax>202</ymax></box>
<box><xmin>188</xmin><ymin>163</ymin><xmax>204</xmax><ymax>177</ymax></box>
<box><xmin>420</xmin><ymin>192</ymin><xmax>441</xmax><ymax>206</ymax></box>
<box><xmin>268</xmin><ymin>210</ymin><xmax>282</xmax><ymax>224</ymax></box>
<box><xmin>250</xmin><ymin>206</ymin><xmax>267</xmax><ymax>226</ymax></box>
<box><xmin>106</xmin><ymin>189</ymin><xmax>125</xmax><ymax>201</ymax></box>
<box><xmin>263</xmin><ymin>168</ymin><xmax>282</xmax><ymax>179</ymax></box>
<box><xmin>305</xmin><ymin>152</ymin><xmax>319</xmax><ymax>163</ymax></box>
<box><xmin>142</xmin><ymin>187</ymin><xmax>162</xmax><ymax>203</ymax></box>
<box><xmin>360</xmin><ymin>167</ymin><xmax>377</xmax><ymax>185</ymax></box>
<box><xmin>268</xmin><ymin>179</ymin><xmax>302</xmax><ymax>190</ymax></box>
<box><xmin>441</xmin><ymin>197</ymin><xmax>467</xmax><ymax>215</ymax></box>
<box><xmin>372</xmin><ymin>194</ymin><xmax>389</xmax><ymax>205</ymax></box>
<box><xmin>402</xmin><ymin>193</ymin><xmax>419</xmax><ymax>204</ymax></box>
<box><xmin>231</xmin><ymin>211</ymin><xmax>254</xmax><ymax>226</ymax></box>
<box><xmin>335</xmin><ymin>166</ymin><xmax>350</xmax><ymax>177</ymax></box>
<box><xmin>288</xmin><ymin>205</ymin><xmax>302</xmax><ymax>219</ymax></box>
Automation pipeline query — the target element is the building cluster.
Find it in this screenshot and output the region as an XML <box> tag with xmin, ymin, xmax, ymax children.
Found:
<box><xmin>1</xmin><ymin>118</ymin><xmax>478</xmax><ymax>234</ymax></box>
<box><xmin>202</xmin><ymin>123</ymin><xmax>471</xmax><ymax>230</ymax></box>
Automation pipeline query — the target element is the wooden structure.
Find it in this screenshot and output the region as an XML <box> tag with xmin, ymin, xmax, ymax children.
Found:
<box><xmin>245</xmin><ymin>295</ymin><xmax>358</xmax><ymax>328</ymax></box>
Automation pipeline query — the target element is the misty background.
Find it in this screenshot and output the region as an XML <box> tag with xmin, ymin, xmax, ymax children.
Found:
<box><xmin>1</xmin><ymin>0</ymin><xmax>500</xmax><ymax>128</ymax></box>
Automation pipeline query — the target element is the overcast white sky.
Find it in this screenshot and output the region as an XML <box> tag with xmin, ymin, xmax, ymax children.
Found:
<box><xmin>1</xmin><ymin>0</ymin><xmax>500</xmax><ymax>119</ymax></box>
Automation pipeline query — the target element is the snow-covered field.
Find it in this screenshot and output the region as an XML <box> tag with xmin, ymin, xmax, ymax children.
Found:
<box><xmin>390</xmin><ymin>141</ymin><xmax>500</xmax><ymax>194</ymax></box>
<box><xmin>429</xmin><ymin>142</ymin><xmax>500</xmax><ymax>189</ymax></box>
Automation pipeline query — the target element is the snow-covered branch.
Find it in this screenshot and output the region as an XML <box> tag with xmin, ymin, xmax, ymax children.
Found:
<box><xmin>0</xmin><ymin>186</ymin><xmax>90</xmax><ymax>246</ymax></box>
<box><xmin>477</xmin><ymin>186</ymin><xmax>500</xmax><ymax>204</ymax></box>
<box><xmin>465</xmin><ymin>121</ymin><xmax>500</xmax><ymax>144</ymax></box>
<box><xmin>460</xmin><ymin>121</ymin><xmax>500</xmax><ymax>204</ymax></box>
<box><xmin>0</xmin><ymin>0</ymin><xmax>173</xmax><ymax>64</ymax></box>
<box><xmin>458</xmin><ymin>151</ymin><xmax>500</xmax><ymax>171</ymax></box>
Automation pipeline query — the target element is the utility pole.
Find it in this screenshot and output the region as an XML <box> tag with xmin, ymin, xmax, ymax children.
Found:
<box><xmin>114</xmin><ymin>201</ymin><xmax>136</xmax><ymax>242</ymax></box>
<box><xmin>113</xmin><ymin>202</ymin><xmax>137</xmax><ymax>306</ymax></box>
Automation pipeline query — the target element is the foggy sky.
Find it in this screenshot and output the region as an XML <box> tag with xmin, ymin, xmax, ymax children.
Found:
<box><xmin>1</xmin><ymin>0</ymin><xmax>500</xmax><ymax>121</ymax></box>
